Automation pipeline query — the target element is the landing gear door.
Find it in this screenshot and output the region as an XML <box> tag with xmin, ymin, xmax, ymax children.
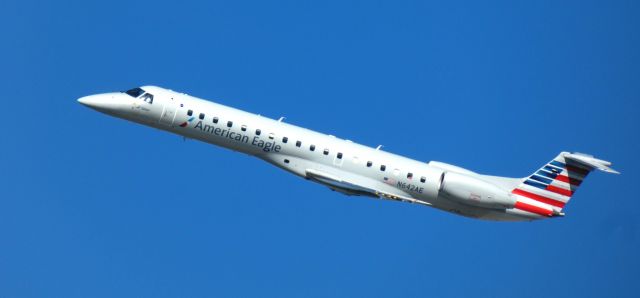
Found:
<box><xmin>159</xmin><ymin>97</ymin><xmax>178</xmax><ymax>126</ymax></box>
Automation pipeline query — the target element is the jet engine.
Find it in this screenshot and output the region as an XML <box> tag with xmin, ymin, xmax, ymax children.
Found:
<box><xmin>438</xmin><ymin>171</ymin><xmax>515</xmax><ymax>209</ymax></box>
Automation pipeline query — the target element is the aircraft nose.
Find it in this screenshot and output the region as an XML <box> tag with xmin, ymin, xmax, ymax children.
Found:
<box><xmin>77</xmin><ymin>94</ymin><xmax>122</xmax><ymax>114</ymax></box>
<box><xmin>78</xmin><ymin>95</ymin><xmax>104</xmax><ymax>108</ymax></box>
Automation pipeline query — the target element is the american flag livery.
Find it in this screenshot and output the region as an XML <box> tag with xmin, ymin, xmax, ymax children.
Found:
<box><xmin>511</xmin><ymin>153</ymin><xmax>600</xmax><ymax>217</ymax></box>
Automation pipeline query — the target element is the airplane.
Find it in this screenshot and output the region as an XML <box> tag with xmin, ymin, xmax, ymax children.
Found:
<box><xmin>78</xmin><ymin>86</ymin><xmax>619</xmax><ymax>221</ymax></box>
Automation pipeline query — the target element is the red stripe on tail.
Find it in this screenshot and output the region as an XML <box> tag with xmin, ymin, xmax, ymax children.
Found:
<box><xmin>555</xmin><ymin>174</ymin><xmax>583</xmax><ymax>186</ymax></box>
<box><xmin>514</xmin><ymin>201</ymin><xmax>553</xmax><ymax>217</ymax></box>
<box><xmin>512</xmin><ymin>188</ymin><xmax>566</xmax><ymax>208</ymax></box>
<box><xmin>546</xmin><ymin>185</ymin><xmax>573</xmax><ymax>197</ymax></box>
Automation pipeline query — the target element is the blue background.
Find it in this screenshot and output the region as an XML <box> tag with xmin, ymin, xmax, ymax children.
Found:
<box><xmin>1</xmin><ymin>1</ymin><xmax>638</xmax><ymax>297</ymax></box>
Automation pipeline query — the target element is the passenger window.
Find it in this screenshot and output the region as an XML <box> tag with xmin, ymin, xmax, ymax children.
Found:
<box><xmin>213</xmin><ymin>117</ymin><xmax>219</xmax><ymax>124</ymax></box>
<box><xmin>366</xmin><ymin>161</ymin><xmax>372</xmax><ymax>167</ymax></box>
<box><xmin>310</xmin><ymin>145</ymin><xmax>315</xmax><ymax>151</ymax></box>
<box><xmin>241</xmin><ymin>125</ymin><xmax>247</xmax><ymax>131</ymax></box>
<box><xmin>256</xmin><ymin>129</ymin><xmax>261</xmax><ymax>135</ymax></box>
<box><xmin>199</xmin><ymin>113</ymin><xmax>205</xmax><ymax>120</ymax></box>
<box><xmin>380</xmin><ymin>165</ymin><xmax>386</xmax><ymax>171</ymax></box>
<box><xmin>187</xmin><ymin>110</ymin><xmax>193</xmax><ymax>116</ymax></box>
<box><xmin>227</xmin><ymin>121</ymin><xmax>233</xmax><ymax>128</ymax></box>
<box><xmin>323</xmin><ymin>149</ymin><xmax>329</xmax><ymax>155</ymax></box>
<box><xmin>282</xmin><ymin>137</ymin><xmax>288</xmax><ymax>143</ymax></box>
<box><xmin>296</xmin><ymin>141</ymin><xmax>301</xmax><ymax>147</ymax></box>
<box><xmin>337</xmin><ymin>152</ymin><xmax>343</xmax><ymax>159</ymax></box>
<box><xmin>407</xmin><ymin>172</ymin><xmax>413</xmax><ymax>179</ymax></box>
<box><xmin>420</xmin><ymin>176</ymin><xmax>426</xmax><ymax>183</ymax></box>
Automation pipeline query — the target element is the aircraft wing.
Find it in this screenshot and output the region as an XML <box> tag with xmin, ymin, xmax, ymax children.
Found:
<box><xmin>304</xmin><ymin>168</ymin><xmax>431</xmax><ymax>206</ymax></box>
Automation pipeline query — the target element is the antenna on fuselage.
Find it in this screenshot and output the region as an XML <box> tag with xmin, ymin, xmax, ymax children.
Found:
<box><xmin>376</xmin><ymin>145</ymin><xmax>383</xmax><ymax>150</ymax></box>
<box><xmin>278</xmin><ymin>116</ymin><xmax>285</xmax><ymax>122</ymax></box>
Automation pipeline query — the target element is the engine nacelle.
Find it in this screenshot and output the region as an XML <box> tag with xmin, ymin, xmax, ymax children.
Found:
<box><xmin>438</xmin><ymin>172</ymin><xmax>515</xmax><ymax>209</ymax></box>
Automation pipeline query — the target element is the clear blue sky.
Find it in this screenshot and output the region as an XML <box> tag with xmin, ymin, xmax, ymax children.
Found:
<box><xmin>1</xmin><ymin>0</ymin><xmax>638</xmax><ymax>297</ymax></box>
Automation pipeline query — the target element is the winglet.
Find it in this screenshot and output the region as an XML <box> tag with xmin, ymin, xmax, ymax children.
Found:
<box><xmin>564</xmin><ymin>152</ymin><xmax>620</xmax><ymax>174</ymax></box>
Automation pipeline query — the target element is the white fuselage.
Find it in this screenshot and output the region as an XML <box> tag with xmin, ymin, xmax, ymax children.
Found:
<box><xmin>78</xmin><ymin>86</ymin><xmax>537</xmax><ymax>221</ymax></box>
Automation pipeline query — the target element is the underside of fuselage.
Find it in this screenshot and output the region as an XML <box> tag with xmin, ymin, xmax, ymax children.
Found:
<box><xmin>261</xmin><ymin>154</ymin><xmax>537</xmax><ymax>222</ymax></box>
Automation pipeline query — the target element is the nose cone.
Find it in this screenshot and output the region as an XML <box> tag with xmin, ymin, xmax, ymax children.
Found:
<box><xmin>78</xmin><ymin>94</ymin><xmax>106</xmax><ymax>108</ymax></box>
<box><xmin>77</xmin><ymin>95</ymin><xmax>91</xmax><ymax>106</ymax></box>
<box><xmin>77</xmin><ymin>94</ymin><xmax>123</xmax><ymax>114</ymax></box>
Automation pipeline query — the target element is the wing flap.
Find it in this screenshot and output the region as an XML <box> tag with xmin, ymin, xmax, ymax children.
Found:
<box><xmin>305</xmin><ymin>169</ymin><xmax>431</xmax><ymax>206</ymax></box>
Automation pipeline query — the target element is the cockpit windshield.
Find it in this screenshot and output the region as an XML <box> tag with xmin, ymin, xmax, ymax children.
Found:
<box><xmin>140</xmin><ymin>93</ymin><xmax>154</xmax><ymax>103</ymax></box>
<box><xmin>124</xmin><ymin>87</ymin><xmax>145</xmax><ymax>98</ymax></box>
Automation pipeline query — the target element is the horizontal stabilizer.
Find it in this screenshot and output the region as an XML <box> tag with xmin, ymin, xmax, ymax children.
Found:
<box><xmin>564</xmin><ymin>153</ymin><xmax>620</xmax><ymax>174</ymax></box>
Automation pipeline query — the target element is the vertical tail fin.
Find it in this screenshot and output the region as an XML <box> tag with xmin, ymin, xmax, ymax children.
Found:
<box><xmin>511</xmin><ymin>152</ymin><xmax>619</xmax><ymax>217</ymax></box>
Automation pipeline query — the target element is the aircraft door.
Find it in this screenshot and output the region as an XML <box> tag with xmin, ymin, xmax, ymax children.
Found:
<box><xmin>159</xmin><ymin>96</ymin><xmax>178</xmax><ymax>126</ymax></box>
